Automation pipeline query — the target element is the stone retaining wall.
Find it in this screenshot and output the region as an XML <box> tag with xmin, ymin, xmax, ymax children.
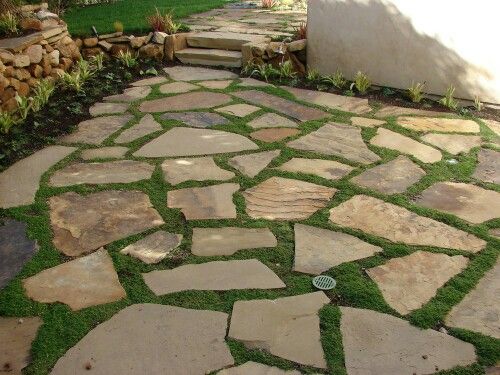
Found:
<box><xmin>242</xmin><ymin>39</ymin><xmax>307</xmax><ymax>74</ymax></box>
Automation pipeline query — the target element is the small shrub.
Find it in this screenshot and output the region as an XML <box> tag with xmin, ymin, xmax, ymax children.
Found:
<box><xmin>279</xmin><ymin>60</ymin><xmax>297</xmax><ymax>79</ymax></box>
<box><xmin>293</xmin><ymin>22</ymin><xmax>306</xmax><ymax>40</ymax></box>
<box><xmin>261</xmin><ymin>0</ymin><xmax>277</xmax><ymax>9</ymax></box>
<box><xmin>147</xmin><ymin>7</ymin><xmax>181</xmax><ymax>34</ymax></box>
<box><xmin>248</xmin><ymin>62</ymin><xmax>279</xmax><ymax>82</ymax></box>
<box><xmin>0</xmin><ymin>11</ymin><xmax>18</xmax><ymax>35</ymax></box>
<box><xmin>15</xmin><ymin>94</ymin><xmax>32</xmax><ymax>120</ymax></box>
<box><xmin>306</xmin><ymin>67</ymin><xmax>320</xmax><ymax>82</ymax></box>
<box><xmin>473</xmin><ymin>95</ymin><xmax>483</xmax><ymax>111</ymax></box>
<box><xmin>0</xmin><ymin>110</ymin><xmax>19</xmax><ymax>134</ymax></box>
<box><xmin>31</xmin><ymin>79</ymin><xmax>55</xmax><ymax>112</ymax></box>
<box><xmin>113</xmin><ymin>20</ymin><xmax>124</xmax><ymax>33</ymax></box>
<box><xmin>407</xmin><ymin>81</ymin><xmax>426</xmax><ymax>103</ymax></box>
<box><xmin>117</xmin><ymin>50</ymin><xmax>138</xmax><ymax>68</ymax></box>
<box><xmin>439</xmin><ymin>85</ymin><xmax>458</xmax><ymax>110</ymax></box>
<box><xmin>354</xmin><ymin>71</ymin><xmax>371</xmax><ymax>94</ymax></box>
<box><xmin>322</xmin><ymin>69</ymin><xmax>347</xmax><ymax>89</ymax></box>
<box><xmin>58</xmin><ymin>70</ymin><xmax>85</xmax><ymax>92</ymax></box>
<box><xmin>91</xmin><ymin>52</ymin><xmax>105</xmax><ymax>71</ymax></box>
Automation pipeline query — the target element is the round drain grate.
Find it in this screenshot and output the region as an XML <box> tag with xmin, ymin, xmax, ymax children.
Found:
<box><xmin>312</xmin><ymin>275</ymin><xmax>336</xmax><ymax>290</ymax></box>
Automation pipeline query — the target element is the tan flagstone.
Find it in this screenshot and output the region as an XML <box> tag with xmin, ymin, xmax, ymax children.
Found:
<box><xmin>473</xmin><ymin>149</ymin><xmax>500</xmax><ymax>184</ymax></box>
<box><xmin>229</xmin><ymin>150</ymin><xmax>280</xmax><ymax>177</ymax></box>
<box><xmin>350</xmin><ymin>116</ymin><xmax>385</xmax><ymax>127</ymax></box>
<box><xmin>375</xmin><ymin>106</ymin><xmax>448</xmax><ymax>118</ymax></box>
<box><xmin>197</xmin><ymin>80</ymin><xmax>233</xmax><ymax>89</ymax></box>
<box><xmin>130</xmin><ymin>76</ymin><xmax>168</xmax><ymax>87</ymax></box>
<box><xmin>164</xmin><ymin>66</ymin><xmax>238</xmax><ymax>81</ymax></box>
<box><xmin>114</xmin><ymin>114</ymin><xmax>162</xmax><ymax>143</ymax></box>
<box><xmin>215</xmin><ymin>103</ymin><xmax>260</xmax><ymax>117</ymax></box>
<box><xmin>104</xmin><ymin>86</ymin><xmax>151</xmax><ymax>102</ymax></box>
<box><xmin>397</xmin><ymin>116</ymin><xmax>480</xmax><ymax>133</ymax></box>
<box><xmin>139</xmin><ymin>91</ymin><xmax>232</xmax><ymax>112</ymax></box>
<box><xmin>158</xmin><ymin>81</ymin><xmax>199</xmax><ymax>94</ymax></box>
<box><xmin>483</xmin><ymin>119</ymin><xmax>500</xmax><ymax>137</ymax></box>
<box><xmin>250</xmin><ymin>128</ymin><xmax>300</xmax><ymax>142</ymax></box>
<box><xmin>89</xmin><ymin>102</ymin><xmax>130</xmax><ymax>116</ymax></box>
<box><xmin>81</xmin><ymin>146</ymin><xmax>128</xmax><ymax>160</ymax></box>
<box><xmin>217</xmin><ymin>362</ymin><xmax>301</xmax><ymax>375</ymax></box>
<box><xmin>277</xmin><ymin>158</ymin><xmax>354</xmax><ymax>180</ymax></box>
<box><xmin>61</xmin><ymin>114</ymin><xmax>133</xmax><ymax>145</ymax></box>
<box><xmin>421</xmin><ymin>133</ymin><xmax>482</xmax><ymax>155</ymax></box>
<box><xmin>247</xmin><ymin>113</ymin><xmax>298</xmax><ymax>129</ymax></box>
<box><xmin>162</xmin><ymin>157</ymin><xmax>235</xmax><ymax>184</ymax></box>
<box><xmin>120</xmin><ymin>231</ymin><xmax>183</xmax><ymax>264</ymax></box>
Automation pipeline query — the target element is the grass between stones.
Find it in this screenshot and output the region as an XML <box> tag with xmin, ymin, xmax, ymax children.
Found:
<box><xmin>0</xmin><ymin>77</ymin><xmax>498</xmax><ymax>375</ymax></box>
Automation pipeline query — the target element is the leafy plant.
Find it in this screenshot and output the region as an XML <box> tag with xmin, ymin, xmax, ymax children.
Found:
<box><xmin>354</xmin><ymin>71</ymin><xmax>371</xmax><ymax>94</ymax></box>
<box><xmin>261</xmin><ymin>0</ymin><xmax>277</xmax><ymax>9</ymax></box>
<box><xmin>0</xmin><ymin>11</ymin><xmax>18</xmax><ymax>35</ymax></box>
<box><xmin>147</xmin><ymin>7</ymin><xmax>181</xmax><ymax>34</ymax></box>
<box><xmin>31</xmin><ymin>79</ymin><xmax>56</xmax><ymax>112</ymax></box>
<box><xmin>248</xmin><ymin>63</ymin><xmax>279</xmax><ymax>82</ymax></box>
<box><xmin>58</xmin><ymin>70</ymin><xmax>85</xmax><ymax>92</ymax></box>
<box><xmin>113</xmin><ymin>20</ymin><xmax>124</xmax><ymax>33</ymax></box>
<box><xmin>306</xmin><ymin>67</ymin><xmax>320</xmax><ymax>82</ymax></box>
<box><xmin>76</xmin><ymin>59</ymin><xmax>95</xmax><ymax>81</ymax></box>
<box><xmin>439</xmin><ymin>85</ymin><xmax>459</xmax><ymax>110</ymax></box>
<box><xmin>293</xmin><ymin>21</ymin><xmax>306</xmax><ymax>40</ymax></box>
<box><xmin>407</xmin><ymin>81</ymin><xmax>426</xmax><ymax>103</ymax></box>
<box><xmin>473</xmin><ymin>95</ymin><xmax>483</xmax><ymax>111</ymax></box>
<box><xmin>117</xmin><ymin>50</ymin><xmax>138</xmax><ymax>68</ymax></box>
<box><xmin>0</xmin><ymin>110</ymin><xmax>19</xmax><ymax>134</ymax></box>
<box><xmin>279</xmin><ymin>60</ymin><xmax>297</xmax><ymax>79</ymax></box>
<box><xmin>15</xmin><ymin>94</ymin><xmax>32</xmax><ymax>120</ymax></box>
<box><xmin>322</xmin><ymin>69</ymin><xmax>347</xmax><ymax>89</ymax></box>
<box><xmin>91</xmin><ymin>52</ymin><xmax>105</xmax><ymax>71</ymax></box>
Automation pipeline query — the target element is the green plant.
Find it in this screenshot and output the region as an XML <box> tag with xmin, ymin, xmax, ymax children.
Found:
<box><xmin>117</xmin><ymin>50</ymin><xmax>138</xmax><ymax>68</ymax></box>
<box><xmin>407</xmin><ymin>81</ymin><xmax>426</xmax><ymax>103</ymax></box>
<box><xmin>76</xmin><ymin>59</ymin><xmax>95</xmax><ymax>81</ymax></box>
<box><xmin>439</xmin><ymin>85</ymin><xmax>459</xmax><ymax>110</ymax></box>
<box><xmin>248</xmin><ymin>63</ymin><xmax>279</xmax><ymax>82</ymax></box>
<box><xmin>322</xmin><ymin>69</ymin><xmax>347</xmax><ymax>89</ymax></box>
<box><xmin>278</xmin><ymin>60</ymin><xmax>297</xmax><ymax>80</ymax></box>
<box><xmin>113</xmin><ymin>20</ymin><xmax>124</xmax><ymax>33</ymax></box>
<box><xmin>58</xmin><ymin>70</ymin><xmax>85</xmax><ymax>92</ymax></box>
<box><xmin>147</xmin><ymin>7</ymin><xmax>181</xmax><ymax>34</ymax></box>
<box><xmin>91</xmin><ymin>53</ymin><xmax>105</xmax><ymax>71</ymax></box>
<box><xmin>293</xmin><ymin>21</ymin><xmax>306</xmax><ymax>40</ymax></box>
<box><xmin>0</xmin><ymin>11</ymin><xmax>18</xmax><ymax>35</ymax></box>
<box><xmin>306</xmin><ymin>67</ymin><xmax>320</xmax><ymax>82</ymax></box>
<box><xmin>31</xmin><ymin>79</ymin><xmax>56</xmax><ymax>112</ymax></box>
<box><xmin>473</xmin><ymin>95</ymin><xmax>483</xmax><ymax>111</ymax></box>
<box><xmin>0</xmin><ymin>109</ymin><xmax>19</xmax><ymax>134</ymax></box>
<box><xmin>354</xmin><ymin>71</ymin><xmax>371</xmax><ymax>94</ymax></box>
<box><xmin>14</xmin><ymin>94</ymin><xmax>33</xmax><ymax>120</ymax></box>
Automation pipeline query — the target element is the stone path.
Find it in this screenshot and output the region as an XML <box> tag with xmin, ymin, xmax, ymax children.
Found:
<box><xmin>0</xmin><ymin>66</ymin><xmax>498</xmax><ymax>375</ymax></box>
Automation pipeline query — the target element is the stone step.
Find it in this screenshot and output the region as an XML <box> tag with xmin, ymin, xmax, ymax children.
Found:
<box><xmin>175</xmin><ymin>48</ymin><xmax>242</xmax><ymax>68</ymax></box>
<box><xmin>186</xmin><ymin>31</ymin><xmax>269</xmax><ymax>51</ymax></box>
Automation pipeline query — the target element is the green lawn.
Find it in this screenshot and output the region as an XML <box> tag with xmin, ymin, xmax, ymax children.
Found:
<box><xmin>63</xmin><ymin>0</ymin><xmax>234</xmax><ymax>36</ymax></box>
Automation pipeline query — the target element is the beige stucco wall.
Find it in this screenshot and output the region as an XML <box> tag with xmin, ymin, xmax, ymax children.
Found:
<box><xmin>307</xmin><ymin>0</ymin><xmax>500</xmax><ymax>104</ymax></box>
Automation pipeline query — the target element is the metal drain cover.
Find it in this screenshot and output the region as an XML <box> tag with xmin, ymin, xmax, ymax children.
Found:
<box><xmin>312</xmin><ymin>275</ymin><xmax>336</xmax><ymax>290</ymax></box>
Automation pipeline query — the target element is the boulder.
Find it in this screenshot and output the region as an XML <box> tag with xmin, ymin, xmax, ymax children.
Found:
<box><xmin>48</xmin><ymin>50</ymin><xmax>59</xmax><ymax>66</ymax></box>
<box><xmin>139</xmin><ymin>43</ymin><xmax>164</xmax><ymax>60</ymax></box>
<box><xmin>13</xmin><ymin>54</ymin><xmax>30</xmax><ymax>68</ymax></box>
<box><xmin>83</xmin><ymin>37</ymin><xmax>98</xmax><ymax>47</ymax></box>
<box><xmin>25</xmin><ymin>44</ymin><xmax>43</xmax><ymax>64</ymax></box>
<box><xmin>20</xmin><ymin>18</ymin><xmax>42</xmax><ymax>31</ymax></box>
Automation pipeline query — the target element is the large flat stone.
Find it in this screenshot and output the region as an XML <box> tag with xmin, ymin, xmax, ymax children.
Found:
<box><xmin>228</xmin><ymin>292</ymin><xmax>329</xmax><ymax>368</ymax></box>
<box><xmin>371</xmin><ymin>128</ymin><xmax>442</xmax><ymax>163</ymax></box>
<box><xmin>0</xmin><ymin>146</ymin><xmax>76</xmax><ymax>208</ymax></box>
<box><xmin>89</xmin><ymin>102</ymin><xmax>130</xmax><ymax>116</ymax></box>
<box><xmin>397</xmin><ymin>116</ymin><xmax>480</xmax><ymax>133</ymax></box>
<box><xmin>187</xmin><ymin>31</ymin><xmax>269</xmax><ymax>50</ymax></box>
<box><xmin>197</xmin><ymin>80</ymin><xmax>233</xmax><ymax>89</ymax></box>
<box><xmin>191</xmin><ymin>227</ymin><xmax>277</xmax><ymax>256</ymax></box>
<box><xmin>287</xmin><ymin>123</ymin><xmax>381</xmax><ymax>164</ymax></box>
<box><xmin>114</xmin><ymin>114</ymin><xmax>162</xmax><ymax>143</ymax></box>
<box><xmin>284</xmin><ymin>87</ymin><xmax>372</xmax><ymax>114</ymax></box>
<box><xmin>23</xmin><ymin>249</ymin><xmax>126</xmax><ymax>310</ymax></box>
<box><xmin>329</xmin><ymin>195</ymin><xmax>486</xmax><ymax>253</ymax></box>
<box><xmin>49</xmin><ymin>160</ymin><xmax>154</xmax><ymax>187</ymax></box>
<box><xmin>160</xmin><ymin>111</ymin><xmax>229</xmax><ymax>128</ymax></box>
<box><xmin>250</xmin><ymin>128</ymin><xmax>300</xmax><ymax>142</ymax></box>
<box><xmin>139</xmin><ymin>91</ymin><xmax>231</xmax><ymax>113</ymax></box>
<box><xmin>229</xmin><ymin>150</ymin><xmax>280</xmax><ymax>177</ymax></box>
<box><xmin>367</xmin><ymin>251</ymin><xmax>469</xmax><ymax>315</ymax></box>
<box><xmin>233</xmin><ymin>90</ymin><xmax>328</xmax><ymax>122</ymax></box>
<box><xmin>446</xmin><ymin>258</ymin><xmax>500</xmax><ymax>339</ymax></box>
<box><xmin>143</xmin><ymin>259</ymin><xmax>285</xmax><ymax>295</ymax></box>
<box><xmin>243</xmin><ymin>177</ymin><xmax>336</xmax><ymax>220</ymax></box>
<box><xmin>277</xmin><ymin>158</ymin><xmax>354</xmax><ymax>180</ymax></box>
<box><xmin>350</xmin><ymin>116</ymin><xmax>385</xmax><ymax>128</ymax></box>
<box><xmin>167</xmin><ymin>183</ymin><xmax>239</xmax><ymax>220</ymax></box>
<box><xmin>81</xmin><ymin>146</ymin><xmax>128</xmax><ymax>160</ymax></box>
<box><xmin>375</xmin><ymin>106</ymin><xmax>448</xmax><ymax>118</ymax></box>
<box><xmin>238</xmin><ymin>77</ymin><xmax>273</xmax><ymax>87</ymax></box>
<box><xmin>158</xmin><ymin>81</ymin><xmax>199</xmax><ymax>94</ymax></box>
<box><xmin>216</xmin><ymin>104</ymin><xmax>261</xmax><ymax>117</ymax></box>
<box><xmin>247</xmin><ymin>113</ymin><xmax>298</xmax><ymax>129</ymax></box>
<box><xmin>130</xmin><ymin>76</ymin><xmax>168</xmax><ymax>87</ymax></box>
<box><xmin>421</xmin><ymin>133</ymin><xmax>482</xmax><ymax>155</ymax></box>
<box><xmin>294</xmin><ymin>224</ymin><xmax>382</xmax><ymax>275</ymax></box>
<box><xmin>104</xmin><ymin>86</ymin><xmax>151</xmax><ymax>102</ymax></box>
<box><xmin>218</xmin><ymin>362</ymin><xmax>301</xmax><ymax>375</ymax></box>
<box><xmin>50</xmin><ymin>190</ymin><xmax>164</xmax><ymax>256</ymax></box>
<box><xmin>50</xmin><ymin>304</ymin><xmax>235</xmax><ymax>375</ymax></box>
<box><xmin>162</xmin><ymin>157</ymin><xmax>235</xmax><ymax>184</ymax></box>
<box><xmin>415</xmin><ymin>182</ymin><xmax>500</xmax><ymax>224</ymax></box>
<box><xmin>340</xmin><ymin>307</ymin><xmax>477</xmax><ymax>375</ymax></box>
<box><xmin>350</xmin><ymin>155</ymin><xmax>426</xmax><ymax>194</ymax></box>
<box><xmin>61</xmin><ymin>114</ymin><xmax>133</xmax><ymax>145</ymax></box>
<box><xmin>473</xmin><ymin>149</ymin><xmax>500</xmax><ymax>184</ymax></box>
<box><xmin>134</xmin><ymin>128</ymin><xmax>258</xmax><ymax>157</ymax></box>
<box><xmin>164</xmin><ymin>66</ymin><xmax>238</xmax><ymax>81</ymax></box>
<box><xmin>120</xmin><ymin>231</ymin><xmax>182</xmax><ymax>264</ymax></box>
<box><xmin>0</xmin><ymin>33</ymin><xmax>43</xmax><ymax>52</ymax></box>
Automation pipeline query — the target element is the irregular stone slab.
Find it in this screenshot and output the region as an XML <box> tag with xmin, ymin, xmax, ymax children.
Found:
<box><xmin>284</xmin><ymin>87</ymin><xmax>372</xmax><ymax>114</ymax></box>
<box><xmin>143</xmin><ymin>259</ymin><xmax>284</xmax><ymax>295</ymax></box>
<box><xmin>446</xmin><ymin>258</ymin><xmax>500</xmax><ymax>339</ymax></box>
<box><xmin>415</xmin><ymin>182</ymin><xmax>500</xmax><ymax>224</ymax></box>
<box><xmin>61</xmin><ymin>114</ymin><xmax>133</xmax><ymax>145</ymax></box>
<box><xmin>49</xmin><ymin>160</ymin><xmax>154</xmax><ymax>187</ymax></box>
<box><xmin>277</xmin><ymin>158</ymin><xmax>354</xmax><ymax>180</ymax></box>
<box><xmin>229</xmin><ymin>292</ymin><xmax>329</xmax><ymax>368</ymax></box>
<box><xmin>473</xmin><ymin>149</ymin><xmax>500</xmax><ymax>184</ymax></box>
<box><xmin>243</xmin><ymin>177</ymin><xmax>336</xmax><ymax>220</ymax></box>
<box><xmin>483</xmin><ymin>119</ymin><xmax>500</xmax><ymax>137</ymax></box>
<box><xmin>0</xmin><ymin>317</ymin><xmax>42</xmax><ymax>374</ymax></box>
<box><xmin>160</xmin><ymin>111</ymin><xmax>229</xmax><ymax>128</ymax></box>
<box><xmin>158</xmin><ymin>81</ymin><xmax>199</xmax><ymax>94</ymax></box>
<box><xmin>375</xmin><ymin>106</ymin><xmax>447</xmax><ymax>118</ymax></box>
<box><xmin>250</xmin><ymin>128</ymin><xmax>300</xmax><ymax>142</ymax></box>
<box><xmin>367</xmin><ymin>251</ymin><xmax>469</xmax><ymax>314</ymax></box>
<box><xmin>0</xmin><ymin>146</ymin><xmax>76</xmax><ymax>208</ymax></box>
<box><xmin>130</xmin><ymin>76</ymin><xmax>168</xmax><ymax>87</ymax></box>
<box><xmin>351</xmin><ymin>155</ymin><xmax>425</xmax><ymax>194</ymax></box>
<box><xmin>340</xmin><ymin>307</ymin><xmax>477</xmax><ymax>375</ymax></box>
<box><xmin>104</xmin><ymin>86</ymin><xmax>151</xmax><ymax>102</ymax></box>
<box><xmin>248</xmin><ymin>113</ymin><xmax>298</xmax><ymax>129</ymax></box>
<box><xmin>489</xmin><ymin>228</ymin><xmax>500</xmax><ymax>239</ymax></box>
<box><xmin>140</xmin><ymin>91</ymin><xmax>232</xmax><ymax>113</ymax></box>
<box><xmin>188</xmin><ymin>31</ymin><xmax>270</xmax><ymax>50</ymax></box>
<box><xmin>89</xmin><ymin>102</ymin><xmax>130</xmax><ymax>116</ymax></box>
<box><xmin>164</xmin><ymin>66</ymin><xmax>238</xmax><ymax>81</ymax></box>
<box><xmin>114</xmin><ymin>114</ymin><xmax>162</xmax><ymax>143</ymax></box>
<box><xmin>167</xmin><ymin>183</ymin><xmax>239</xmax><ymax>220</ymax></box>
<box><xmin>218</xmin><ymin>362</ymin><xmax>301</xmax><ymax>375</ymax></box>
<box><xmin>486</xmin><ymin>366</ymin><xmax>500</xmax><ymax>375</ymax></box>
<box><xmin>81</xmin><ymin>146</ymin><xmax>128</xmax><ymax>160</ymax></box>
<box><xmin>329</xmin><ymin>195</ymin><xmax>486</xmax><ymax>252</ymax></box>
<box><xmin>23</xmin><ymin>249</ymin><xmax>126</xmax><ymax>310</ymax></box>
<box><xmin>0</xmin><ymin>220</ymin><xmax>38</xmax><ymax>290</ymax></box>
<box><xmin>238</xmin><ymin>77</ymin><xmax>273</xmax><ymax>87</ymax></box>
<box><xmin>371</xmin><ymin>128</ymin><xmax>442</xmax><ymax>163</ymax></box>
<box><xmin>288</xmin><ymin>123</ymin><xmax>381</xmax><ymax>164</ymax></box>
<box><xmin>397</xmin><ymin>116</ymin><xmax>480</xmax><ymax>133</ymax></box>
<box><xmin>216</xmin><ymin>103</ymin><xmax>261</xmax><ymax>117</ymax></box>
<box><xmin>233</xmin><ymin>90</ymin><xmax>328</xmax><ymax>122</ymax></box>
<box><xmin>421</xmin><ymin>133</ymin><xmax>482</xmax><ymax>155</ymax></box>
<box><xmin>134</xmin><ymin>128</ymin><xmax>258</xmax><ymax>157</ymax></box>
<box><xmin>191</xmin><ymin>227</ymin><xmax>277</xmax><ymax>256</ymax></box>
<box><xmin>229</xmin><ymin>150</ymin><xmax>280</xmax><ymax>177</ymax></box>
<box><xmin>197</xmin><ymin>80</ymin><xmax>233</xmax><ymax>89</ymax></box>
<box><xmin>162</xmin><ymin>157</ymin><xmax>235</xmax><ymax>184</ymax></box>
<box><xmin>50</xmin><ymin>304</ymin><xmax>235</xmax><ymax>375</ymax></box>
<box><xmin>294</xmin><ymin>224</ymin><xmax>382</xmax><ymax>275</ymax></box>
<box><xmin>120</xmin><ymin>231</ymin><xmax>182</xmax><ymax>264</ymax></box>
<box><xmin>350</xmin><ymin>116</ymin><xmax>385</xmax><ymax>127</ymax></box>
<box><xmin>50</xmin><ymin>190</ymin><xmax>164</xmax><ymax>256</ymax></box>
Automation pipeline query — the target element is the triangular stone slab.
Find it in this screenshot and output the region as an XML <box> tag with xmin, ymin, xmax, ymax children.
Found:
<box><xmin>159</xmin><ymin>81</ymin><xmax>199</xmax><ymax>94</ymax></box>
<box><xmin>114</xmin><ymin>114</ymin><xmax>162</xmax><ymax>143</ymax></box>
<box><xmin>160</xmin><ymin>111</ymin><xmax>229</xmax><ymax>128</ymax></box>
<box><xmin>247</xmin><ymin>113</ymin><xmax>298</xmax><ymax>129</ymax></box>
<box><xmin>162</xmin><ymin>157</ymin><xmax>235</xmax><ymax>184</ymax></box>
<box><xmin>217</xmin><ymin>362</ymin><xmax>301</xmax><ymax>375</ymax></box>
<box><xmin>277</xmin><ymin>158</ymin><xmax>354</xmax><ymax>180</ymax></box>
<box><xmin>164</xmin><ymin>66</ymin><xmax>238</xmax><ymax>81</ymax></box>
<box><xmin>229</xmin><ymin>150</ymin><xmax>280</xmax><ymax>177</ymax></box>
<box><xmin>61</xmin><ymin>114</ymin><xmax>133</xmax><ymax>145</ymax></box>
<box><xmin>139</xmin><ymin>92</ymin><xmax>232</xmax><ymax>113</ymax></box>
<box><xmin>397</xmin><ymin>116</ymin><xmax>480</xmax><ymax>133</ymax></box>
<box><xmin>473</xmin><ymin>149</ymin><xmax>500</xmax><ymax>184</ymax></box>
<box><xmin>421</xmin><ymin>133</ymin><xmax>482</xmax><ymax>155</ymax></box>
<box><xmin>104</xmin><ymin>86</ymin><xmax>151</xmax><ymax>102</ymax></box>
<box><xmin>120</xmin><ymin>231</ymin><xmax>183</xmax><ymax>264</ymax></box>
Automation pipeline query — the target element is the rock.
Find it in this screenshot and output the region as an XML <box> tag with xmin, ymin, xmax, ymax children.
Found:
<box><xmin>162</xmin><ymin>157</ymin><xmax>235</xmax><ymax>184</ymax></box>
<box><xmin>188</xmin><ymin>31</ymin><xmax>269</xmax><ymax>50</ymax></box>
<box><xmin>89</xmin><ymin>102</ymin><xmax>130</xmax><ymax>116</ymax></box>
<box><xmin>375</xmin><ymin>106</ymin><xmax>447</xmax><ymax>118</ymax></box>
<box><xmin>243</xmin><ymin>177</ymin><xmax>336</xmax><ymax>220</ymax></box>
<box><xmin>250</xmin><ymin>128</ymin><xmax>300</xmax><ymax>142</ymax></box>
<box><xmin>130</xmin><ymin>76</ymin><xmax>168</xmax><ymax>87</ymax></box>
<box><xmin>23</xmin><ymin>249</ymin><xmax>126</xmax><ymax>310</ymax></box>
<box><xmin>191</xmin><ymin>227</ymin><xmax>277</xmax><ymax>256</ymax></box>
<box><xmin>130</xmin><ymin>36</ymin><xmax>147</xmax><ymax>49</ymax></box>
<box><xmin>134</xmin><ymin>128</ymin><xmax>258</xmax><ymax>157</ymax></box>
<box><xmin>120</xmin><ymin>231</ymin><xmax>182</xmax><ymax>264</ymax></box>
<box><xmin>83</xmin><ymin>37</ymin><xmax>98</xmax><ymax>47</ymax></box>
<box><xmin>277</xmin><ymin>158</ymin><xmax>354</xmax><ymax>180</ymax></box>
<box><xmin>0</xmin><ymin>49</ymin><xmax>14</xmax><ymax>64</ymax></box>
<box><xmin>0</xmin><ymin>33</ymin><xmax>43</xmax><ymax>53</ymax></box>
<box><xmin>164</xmin><ymin>33</ymin><xmax>188</xmax><ymax>61</ymax></box>
<box><xmin>197</xmin><ymin>79</ymin><xmax>233</xmax><ymax>89</ymax></box>
<box><xmin>50</xmin><ymin>190</ymin><xmax>164</xmax><ymax>256</ymax></box>
<box><xmin>397</xmin><ymin>116</ymin><xmax>480</xmax><ymax>133</ymax></box>
<box><xmin>0</xmin><ymin>220</ymin><xmax>38</xmax><ymax>290</ymax></box>
<box><xmin>36</xmin><ymin>9</ymin><xmax>58</xmax><ymax>20</ymax></box>
<box><xmin>415</xmin><ymin>182</ymin><xmax>500</xmax><ymax>224</ymax></box>
<box><xmin>167</xmin><ymin>183</ymin><xmax>239</xmax><ymax>220</ymax></box>
<box><xmin>229</xmin><ymin>150</ymin><xmax>280</xmax><ymax>177</ymax></box>
<box><xmin>98</xmin><ymin>31</ymin><xmax>122</xmax><ymax>40</ymax></box>
<box><xmin>329</xmin><ymin>195</ymin><xmax>487</xmax><ymax>253</ymax></box>
<box><xmin>350</xmin><ymin>155</ymin><xmax>426</xmax><ymax>194</ymax></box>
<box><xmin>218</xmin><ymin>362</ymin><xmax>301</xmax><ymax>375</ymax></box>
<box><xmin>216</xmin><ymin>103</ymin><xmax>261</xmax><ymax>117</ymax></box>
<box><xmin>48</xmin><ymin>50</ymin><xmax>59</xmax><ymax>66</ymax></box>
<box><xmin>61</xmin><ymin>114</ymin><xmax>133</xmax><ymax>145</ymax></box>
<box><xmin>28</xmin><ymin>64</ymin><xmax>43</xmax><ymax>78</ymax></box>
<box><xmin>160</xmin><ymin>111</ymin><xmax>229</xmax><ymax>128</ymax></box>
<box><xmin>288</xmin><ymin>39</ymin><xmax>306</xmax><ymax>52</ymax></box>
<box><xmin>288</xmin><ymin>123</ymin><xmax>381</xmax><ymax>164</ymax></box>
<box><xmin>143</xmin><ymin>259</ymin><xmax>285</xmax><ymax>295</ymax></box>
<box><xmin>13</xmin><ymin>67</ymin><xmax>31</xmax><ymax>81</ymax></box>
<box><xmin>164</xmin><ymin>66</ymin><xmax>239</xmax><ymax>81</ymax></box>
<box><xmin>0</xmin><ymin>146</ymin><xmax>76</xmax><ymax>208</ymax></box>
<box><xmin>233</xmin><ymin>90</ymin><xmax>327</xmax><ymax>122</ymax></box>
<box><xmin>158</xmin><ymin>81</ymin><xmax>199</xmax><ymax>94</ymax></box>
<box><xmin>229</xmin><ymin>292</ymin><xmax>329</xmax><ymax>368</ymax></box>
<box><xmin>350</xmin><ymin>116</ymin><xmax>385</xmax><ymax>128</ymax></box>
<box><xmin>114</xmin><ymin>114</ymin><xmax>162</xmax><ymax>143</ymax></box>
<box><xmin>421</xmin><ymin>133</ymin><xmax>482</xmax><ymax>155</ymax></box>
<box><xmin>367</xmin><ymin>251</ymin><xmax>469</xmax><ymax>314</ymax></box>
<box><xmin>294</xmin><ymin>224</ymin><xmax>382</xmax><ymax>275</ymax></box>
<box><xmin>98</xmin><ymin>40</ymin><xmax>113</xmax><ymax>52</ymax></box>
<box><xmin>248</xmin><ymin>112</ymin><xmax>298</xmax><ymax>129</ymax></box>
<box><xmin>13</xmin><ymin>54</ymin><xmax>30</xmax><ymax>68</ymax></box>
<box><xmin>238</xmin><ymin>77</ymin><xmax>273</xmax><ymax>87</ymax></box>
<box><xmin>483</xmin><ymin>119</ymin><xmax>500</xmax><ymax>137</ymax></box>
<box><xmin>340</xmin><ymin>307</ymin><xmax>477</xmax><ymax>375</ymax></box>
<box><xmin>50</xmin><ymin>304</ymin><xmax>234</xmax><ymax>375</ymax></box>
<box><xmin>25</xmin><ymin>44</ymin><xmax>43</xmax><ymax>64</ymax></box>
<box><xmin>138</xmin><ymin>43</ymin><xmax>163</xmax><ymax>60</ymax></box>
<box><xmin>489</xmin><ymin>228</ymin><xmax>500</xmax><ymax>239</ymax></box>
<box><xmin>473</xmin><ymin>149</ymin><xmax>500</xmax><ymax>184</ymax></box>
<box><xmin>110</xmin><ymin>44</ymin><xmax>131</xmax><ymax>57</ymax></box>
<box><xmin>152</xmin><ymin>31</ymin><xmax>167</xmax><ymax>44</ymax></box>
<box><xmin>139</xmin><ymin>91</ymin><xmax>231</xmax><ymax>112</ymax></box>
<box><xmin>103</xmin><ymin>86</ymin><xmax>151</xmax><ymax>102</ymax></box>
<box><xmin>370</xmin><ymin>128</ymin><xmax>442</xmax><ymax>163</ymax></box>
<box><xmin>81</xmin><ymin>146</ymin><xmax>128</xmax><ymax>160</ymax></box>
